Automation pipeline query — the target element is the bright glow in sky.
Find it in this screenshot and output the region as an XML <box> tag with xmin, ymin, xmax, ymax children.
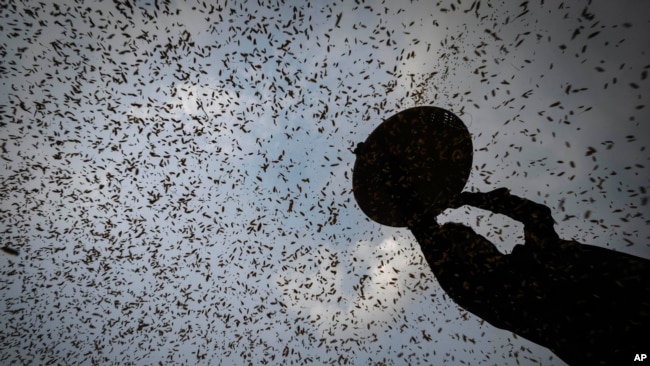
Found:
<box><xmin>1</xmin><ymin>0</ymin><xmax>649</xmax><ymax>365</ymax></box>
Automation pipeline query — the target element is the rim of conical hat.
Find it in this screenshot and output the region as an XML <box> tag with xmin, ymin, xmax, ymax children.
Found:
<box><xmin>352</xmin><ymin>106</ymin><xmax>473</xmax><ymax>227</ymax></box>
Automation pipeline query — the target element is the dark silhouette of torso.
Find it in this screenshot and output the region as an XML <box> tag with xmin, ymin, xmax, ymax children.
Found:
<box><xmin>410</xmin><ymin>189</ymin><xmax>650</xmax><ymax>366</ymax></box>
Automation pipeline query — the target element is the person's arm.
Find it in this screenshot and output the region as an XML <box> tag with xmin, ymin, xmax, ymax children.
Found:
<box><xmin>408</xmin><ymin>206</ymin><xmax>559</xmax><ymax>350</ymax></box>
<box><xmin>456</xmin><ymin>188</ymin><xmax>560</xmax><ymax>250</ymax></box>
<box><xmin>409</xmin><ymin>212</ymin><xmax>506</xmax><ymax>314</ymax></box>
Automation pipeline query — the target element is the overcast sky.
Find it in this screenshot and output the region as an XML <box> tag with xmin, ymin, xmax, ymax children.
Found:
<box><xmin>1</xmin><ymin>0</ymin><xmax>649</xmax><ymax>365</ymax></box>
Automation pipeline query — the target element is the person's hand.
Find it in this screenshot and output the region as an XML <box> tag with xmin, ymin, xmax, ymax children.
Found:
<box><xmin>453</xmin><ymin>187</ymin><xmax>562</xmax><ymax>250</ymax></box>
<box><xmin>448</xmin><ymin>187</ymin><xmax>511</xmax><ymax>209</ymax></box>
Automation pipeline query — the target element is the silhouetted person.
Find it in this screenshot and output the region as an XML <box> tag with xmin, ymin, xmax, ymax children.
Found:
<box><xmin>409</xmin><ymin>188</ymin><xmax>650</xmax><ymax>366</ymax></box>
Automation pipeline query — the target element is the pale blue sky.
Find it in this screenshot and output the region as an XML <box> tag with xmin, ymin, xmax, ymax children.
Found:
<box><xmin>1</xmin><ymin>1</ymin><xmax>649</xmax><ymax>365</ymax></box>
